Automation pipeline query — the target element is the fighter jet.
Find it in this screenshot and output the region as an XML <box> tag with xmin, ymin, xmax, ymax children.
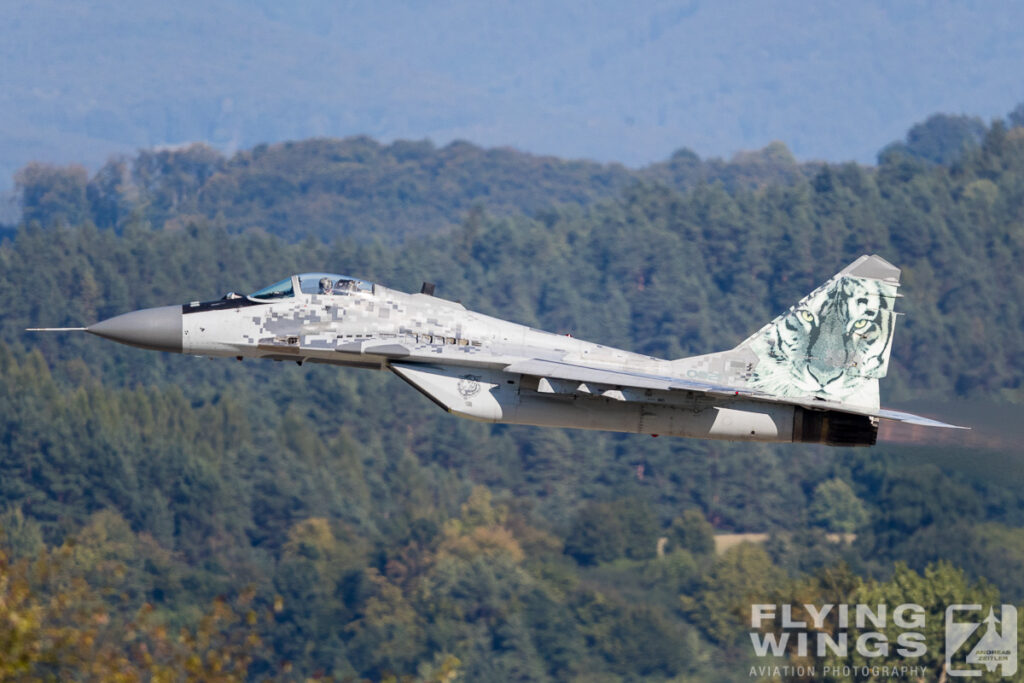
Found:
<box><xmin>30</xmin><ymin>255</ymin><xmax>963</xmax><ymax>446</ymax></box>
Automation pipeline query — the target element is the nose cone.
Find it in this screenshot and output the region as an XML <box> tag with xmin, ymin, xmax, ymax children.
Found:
<box><xmin>88</xmin><ymin>305</ymin><xmax>183</xmax><ymax>353</ymax></box>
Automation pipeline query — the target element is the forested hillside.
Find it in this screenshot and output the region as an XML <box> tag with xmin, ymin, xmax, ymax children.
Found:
<box><xmin>13</xmin><ymin>135</ymin><xmax>820</xmax><ymax>244</ymax></box>
<box><xmin>1</xmin><ymin>114</ymin><xmax>1023</xmax><ymax>680</ymax></box>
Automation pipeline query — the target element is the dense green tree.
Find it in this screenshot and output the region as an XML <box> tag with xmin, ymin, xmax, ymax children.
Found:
<box><xmin>564</xmin><ymin>501</ymin><xmax>626</xmax><ymax>566</ymax></box>
<box><xmin>808</xmin><ymin>478</ymin><xmax>869</xmax><ymax>534</ymax></box>
<box><xmin>1008</xmin><ymin>102</ymin><xmax>1024</xmax><ymax>129</ymax></box>
<box><xmin>14</xmin><ymin>163</ymin><xmax>90</xmax><ymax>227</ymax></box>
<box><xmin>0</xmin><ymin>507</ymin><xmax>43</xmax><ymax>559</ymax></box>
<box><xmin>684</xmin><ymin>543</ymin><xmax>787</xmax><ymax>647</ymax></box>
<box><xmin>668</xmin><ymin>509</ymin><xmax>716</xmax><ymax>556</ymax></box>
<box><xmin>562</xmin><ymin>498</ymin><xmax>657</xmax><ymax>565</ymax></box>
<box><xmin>0</xmin><ymin>541</ymin><xmax>267</xmax><ymax>681</ymax></box>
<box><xmin>880</xmin><ymin>114</ymin><xmax>987</xmax><ymax>166</ymax></box>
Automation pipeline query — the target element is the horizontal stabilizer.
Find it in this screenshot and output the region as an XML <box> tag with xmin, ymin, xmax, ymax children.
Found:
<box><xmin>874</xmin><ymin>408</ymin><xmax>969</xmax><ymax>429</ymax></box>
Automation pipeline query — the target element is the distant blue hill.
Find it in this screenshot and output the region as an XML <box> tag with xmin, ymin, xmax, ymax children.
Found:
<box><xmin>3</xmin><ymin>1</ymin><xmax>1024</xmax><ymax>190</ymax></box>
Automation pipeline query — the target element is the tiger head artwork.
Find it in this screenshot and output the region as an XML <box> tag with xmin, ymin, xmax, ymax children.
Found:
<box><xmin>742</xmin><ymin>274</ymin><xmax>898</xmax><ymax>405</ymax></box>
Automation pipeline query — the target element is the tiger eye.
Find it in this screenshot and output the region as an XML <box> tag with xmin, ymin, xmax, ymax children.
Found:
<box><xmin>853</xmin><ymin>319</ymin><xmax>869</xmax><ymax>329</ymax></box>
<box><xmin>799</xmin><ymin>310</ymin><xmax>815</xmax><ymax>323</ymax></box>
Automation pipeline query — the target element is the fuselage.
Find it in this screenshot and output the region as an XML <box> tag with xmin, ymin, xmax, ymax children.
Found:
<box><xmin>175</xmin><ymin>276</ymin><xmax>817</xmax><ymax>444</ymax></box>
<box><xmin>37</xmin><ymin>256</ymin><xmax>965</xmax><ymax>446</ymax></box>
<box><xmin>185</xmin><ymin>279</ymin><xmax>664</xmax><ymax>372</ymax></box>
<box><xmin>75</xmin><ymin>270</ymin><xmax>889</xmax><ymax>447</ymax></box>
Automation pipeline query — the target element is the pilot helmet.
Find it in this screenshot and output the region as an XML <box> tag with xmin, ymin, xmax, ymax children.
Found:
<box><xmin>319</xmin><ymin>277</ymin><xmax>333</xmax><ymax>292</ymax></box>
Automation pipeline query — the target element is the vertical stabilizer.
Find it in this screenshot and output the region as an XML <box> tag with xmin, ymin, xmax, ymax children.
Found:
<box><xmin>736</xmin><ymin>255</ymin><xmax>901</xmax><ymax>409</ymax></box>
<box><xmin>672</xmin><ymin>255</ymin><xmax>901</xmax><ymax>410</ymax></box>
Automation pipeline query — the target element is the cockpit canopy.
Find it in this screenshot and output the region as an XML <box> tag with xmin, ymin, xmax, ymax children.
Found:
<box><xmin>249</xmin><ymin>273</ymin><xmax>374</xmax><ymax>300</ymax></box>
<box><xmin>248</xmin><ymin>277</ymin><xmax>294</xmax><ymax>300</ymax></box>
<box><xmin>297</xmin><ymin>273</ymin><xmax>374</xmax><ymax>295</ymax></box>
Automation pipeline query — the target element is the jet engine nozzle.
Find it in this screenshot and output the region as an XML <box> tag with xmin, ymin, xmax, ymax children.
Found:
<box><xmin>87</xmin><ymin>305</ymin><xmax>183</xmax><ymax>353</ymax></box>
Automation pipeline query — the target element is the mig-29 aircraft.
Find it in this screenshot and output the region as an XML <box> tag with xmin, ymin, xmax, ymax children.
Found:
<box><xmin>30</xmin><ymin>255</ymin><xmax>963</xmax><ymax>446</ymax></box>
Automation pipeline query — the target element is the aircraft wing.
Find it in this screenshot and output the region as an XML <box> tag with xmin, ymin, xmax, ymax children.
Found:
<box><xmin>502</xmin><ymin>358</ymin><xmax>744</xmax><ymax>395</ymax></box>
<box><xmin>389</xmin><ymin>357</ymin><xmax>755</xmax><ymax>423</ymax></box>
<box><xmin>502</xmin><ymin>358</ymin><xmax>967</xmax><ymax>429</ymax></box>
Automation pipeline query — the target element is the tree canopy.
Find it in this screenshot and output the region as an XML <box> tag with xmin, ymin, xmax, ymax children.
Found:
<box><xmin>2</xmin><ymin>111</ymin><xmax>1023</xmax><ymax>679</ymax></box>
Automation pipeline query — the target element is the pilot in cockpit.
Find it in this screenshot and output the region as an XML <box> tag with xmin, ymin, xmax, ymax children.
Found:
<box><xmin>318</xmin><ymin>277</ymin><xmax>334</xmax><ymax>294</ymax></box>
<box><xmin>334</xmin><ymin>279</ymin><xmax>358</xmax><ymax>294</ymax></box>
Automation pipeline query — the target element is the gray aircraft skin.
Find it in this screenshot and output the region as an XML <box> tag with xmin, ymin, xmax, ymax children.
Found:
<box><xmin>30</xmin><ymin>255</ymin><xmax>963</xmax><ymax>446</ymax></box>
